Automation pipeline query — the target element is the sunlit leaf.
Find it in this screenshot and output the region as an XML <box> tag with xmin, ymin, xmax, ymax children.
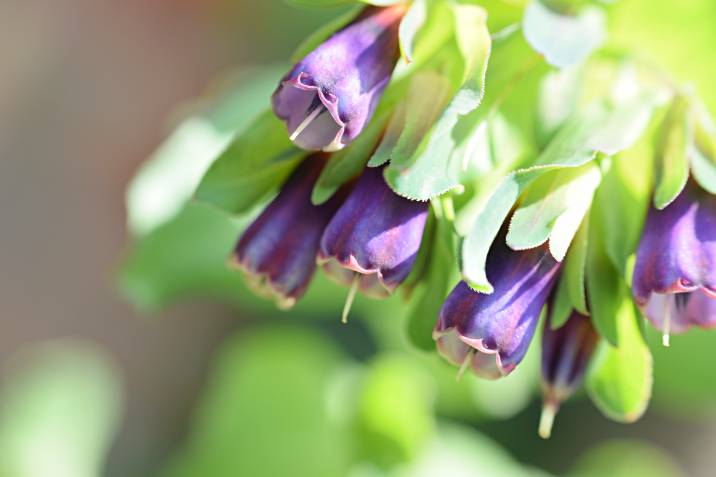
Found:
<box><xmin>398</xmin><ymin>0</ymin><xmax>427</xmax><ymax>63</ymax></box>
<box><xmin>523</xmin><ymin>0</ymin><xmax>605</xmax><ymax>68</ymax></box>
<box><xmin>586</xmin><ymin>292</ymin><xmax>653</xmax><ymax>423</ymax></box>
<box><xmin>461</xmin><ymin>96</ymin><xmax>655</xmax><ymax>293</ymax></box>
<box><xmin>194</xmin><ymin>110</ymin><xmax>306</xmax><ymax>215</ymax></box>
<box><xmin>507</xmin><ymin>163</ymin><xmax>600</xmax><ymax>261</ymax></box>
<box><xmin>654</xmin><ymin>95</ymin><xmax>691</xmax><ymax>209</ymax></box>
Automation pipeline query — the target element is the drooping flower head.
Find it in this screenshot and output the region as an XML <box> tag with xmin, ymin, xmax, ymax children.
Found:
<box><xmin>632</xmin><ymin>181</ymin><xmax>716</xmax><ymax>344</ymax></box>
<box><xmin>539</xmin><ymin>311</ymin><xmax>599</xmax><ymax>439</ymax></box>
<box><xmin>318</xmin><ymin>166</ymin><xmax>429</xmax><ymax>300</ymax></box>
<box><xmin>231</xmin><ymin>155</ymin><xmax>345</xmax><ymax>308</ymax></box>
<box><xmin>434</xmin><ymin>239</ymin><xmax>561</xmax><ymax>379</ymax></box>
<box><xmin>272</xmin><ymin>5</ymin><xmax>405</xmax><ymax>152</ymax></box>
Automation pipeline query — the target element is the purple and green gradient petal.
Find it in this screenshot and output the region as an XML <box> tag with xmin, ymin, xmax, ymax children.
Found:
<box><xmin>318</xmin><ymin>166</ymin><xmax>429</xmax><ymax>298</ymax></box>
<box><xmin>633</xmin><ymin>182</ymin><xmax>716</xmax><ymax>339</ymax></box>
<box><xmin>434</xmin><ymin>240</ymin><xmax>561</xmax><ymax>379</ymax></box>
<box><xmin>539</xmin><ymin>311</ymin><xmax>598</xmax><ymax>438</ymax></box>
<box><xmin>231</xmin><ymin>156</ymin><xmax>345</xmax><ymax>308</ymax></box>
<box><xmin>272</xmin><ymin>5</ymin><xmax>405</xmax><ymax>152</ymax></box>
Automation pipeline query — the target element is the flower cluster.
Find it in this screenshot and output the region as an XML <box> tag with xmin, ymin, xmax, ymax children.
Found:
<box><xmin>193</xmin><ymin>0</ymin><xmax>716</xmax><ymax>437</ymax></box>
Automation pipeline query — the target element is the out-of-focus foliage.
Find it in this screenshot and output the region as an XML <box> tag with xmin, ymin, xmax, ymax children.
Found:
<box><xmin>0</xmin><ymin>341</ymin><xmax>122</xmax><ymax>477</ymax></box>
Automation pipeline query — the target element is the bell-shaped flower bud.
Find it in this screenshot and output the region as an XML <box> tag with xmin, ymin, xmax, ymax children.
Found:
<box><xmin>539</xmin><ymin>311</ymin><xmax>599</xmax><ymax>439</ymax></box>
<box><xmin>318</xmin><ymin>166</ymin><xmax>428</xmax><ymax>319</ymax></box>
<box><xmin>231</xmin><ymin>156</ymin><xmax>345</xmax><ymax>309</ymax></box>
<box><xmin>633</xmin><ymin>182</ymin><xmax>716</xmax><ymax>345</ymax></box>
<box><xmin>272</xmin><ymin>5</ymin><xmax>405</xmax><ymax>152</ymax></box>
<box><xmin>434</xmin><ymin>240</ymin><xmax>561</xmax><ymax>380</ymax></box>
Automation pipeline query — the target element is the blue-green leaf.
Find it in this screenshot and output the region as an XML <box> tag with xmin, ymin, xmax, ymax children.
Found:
<box><xmin>398</xmin><ymin>0</ymin><xmax>427</xmax><ymax>63</ymax></box>
<box><xmin>461</xmin><ymin>95</ymin><xmax>656</xmax><ymax>293</ymax></box>
<box><xmin>654</xmin><ymin>95</ymin><xmax>691</xmax><ymax>209</ymax></box>
<box><xmin>523</xmin><ymin>0</ymin><xmax>606</xmax><ymax>68</ymax></box>
<box><xmin>586</xmin><ymin>292</ymin><xmax>653</xmax><ymax>422</ymax></box>
<box><xmin>507</xmin><ymin>162</ymin><xmax>600</xmax><ymax>261</ymax></box>
<box><xmin>194</xmin><ymin>110</ymin><xmax>306</xmax><ymax>215</ymax></box>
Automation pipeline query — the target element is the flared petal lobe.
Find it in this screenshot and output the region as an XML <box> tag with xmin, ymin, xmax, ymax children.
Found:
<box><xmin>632</xmin><ymin>183</ymin><xmax>716</xmax><ymax>334</ymax></box>
<box><xmin>318</xmin><ymin>166</ymin><xmax>429</xmax><ymax>297</ymax></box>
<box><xmin>232</xmin><ymin>156</ymin><xmax>344</xmax><ymax>308</ymax></box>
<box><xmin>272</xmin><ymin>5</ymin><xmax>405</xmax><ymax>151</ymax></box>
<box><xmin>434</xmin><ymin>241</ymin><xmax>561</xmax><ymax>379</ymax></box>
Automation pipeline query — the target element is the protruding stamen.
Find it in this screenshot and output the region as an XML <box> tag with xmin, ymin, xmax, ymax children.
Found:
<box><xmin>538</xmin><ymin>403</ymin><xmax>558</xmax><ymax>439</ymax></box>
<box><xmin>290</xmin><ymin>102</ymin><xmax>325</xmax><ymax>141</ymax></box>
<box><xmin>662</xmin><ymin>300</ymin><xmax>671</xmax><ymax>347</ymax></box>
<box><xmin>341</xmin><ymin>274</ymin><xmax>361</xmax><ymax>324</ymax></box>
<box><xmin>456</xmin><ymin>349</ymin><xmax>475</xmax><ymax>382</ymax></box>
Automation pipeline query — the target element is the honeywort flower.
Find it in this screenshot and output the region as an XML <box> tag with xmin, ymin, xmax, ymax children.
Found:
<box><xmin>633</xmin><ymin>182</ymin><xmax>716</xmax><ymax>345</ymax></box>
<box><xmin>318</xmin><ymin>166</ymin><xmax>428</xmax><ymax>320</ymax></box>
<box><xmin>434</xmin><ymin>240</ymin><xmax>561</xmax><ymax>380</ymax></box>
<box><xmin>539</xmin><ymin>311</ymin><xmax>598</xmax><ymax>439</ymax></box>
<box><xmin>230</xmin><ymin>156</ymin><xmax>345</xmax><ymax>309</ymax></box>
<box><xmin>272</xmin><ymin>5</ymin><xmax>405</xmax><ymax>152</ymax></box>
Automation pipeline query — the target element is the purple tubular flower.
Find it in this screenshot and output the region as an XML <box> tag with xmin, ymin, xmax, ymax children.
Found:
<box><xmin>272</xmin><ymin>5</ymin><xmax>405</xmax><ymax>152</ymax></box>
<box><xmin>434</xmin><ymin>241</ymin><xmax>561</xmax><ymax>380</ymax></box>
<box><xmin>318</xmin><ymin>166</ymin><xmax>429</xmax><ymax>298</ymax></box>
<box><xmin>230</xmin><ymin>156</ymin><xmax>344</xmax><ymax>309</ymax></box>
<box><xmin>539</xmin><ymin>311</ymin><xmax>599</xmax><ymax>439</ymax></box>
<box><xmin>632</xmin><ymin>182</ymin><xmax>716</xmax><ymax>344</ymax></box>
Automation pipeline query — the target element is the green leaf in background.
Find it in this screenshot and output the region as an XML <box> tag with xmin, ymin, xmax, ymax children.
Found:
<box><xmin>690</xmin><ymin>144</ymin><xmax>716</xmax><ymax>194</ymax></box>
<box><xmin>384</xmin><ymin>3</ymin><xmax>492</xmax><ymax>200</ymax></box>
<box><xmin>690</xmin><ymin>105</ymin><xmax>716</xmax><ymax>193</ymax></box>
<box><xmin>461</xmin><ymin>94</ymin><xmax>654</xmax><ymax>293</ymax></box>
<box><xmin>569</xmin><ymin>439</ymin><xmax>685</xmax><ymax>477</ymax></box>
<box><xmin>586</xmin><ymin>293</ymin><xmax>652</xmax><ymax>423</ymax></box>
<box><xmin>398</xmin><ymin>0</ymin><xmax>427</xmax><ymax>63</ymax></box>
<box><xmin>126</xmin><ymin>65</ymin><xmax>286</xmax><ymax>236</ymax></box>
<box><xmin>194</xmin><ymin>110</ymin><xmax>306</xmax><ymax>215</ymax></box>
<box><xmin>537</xmin><ymin>66</ymin><xmax>582</xmax><ymax>147</ymax></box>
<box><xmin>396</xmin><ymin>423</ymin><xmax>552</xmax><ymax>477</ymax></box>
<box><xmin>522</xmin><ymin>0</ymin><xmax>605</xmax><ymax>68</ymax></box>
<box><xmin>405</xmin><ymin>208</ymin><xmax>458</xmax><ymax>351</ymax></box>
<box><xmin>118</xmin><ymin>202</ymin><xmax>247</xmax><ymax>310</ymax></box>
<box><xmin>654</xmin><ymin>95</ymin><xmax>691</xmax><ymax>209</ymax></box>
<box><xmin>595</xmin><ymin>144</ymin><xmax>653</xmax><ymax>276</ymax></box>
<box><xmin>507</xmin><ymin>162</ymin><xmax>600</xmax><ymax>261</ymax></box>
<box><xmin>585</xmin><ymin>199</ymin><xmax>621</xmax><ymax>345</ymax></box>
<box><xmin>550</xmin><ymin>215</ymin><xmax>589</xmax><ymax>329</ymax></box>
<box><xmin>0</xmin><ymin>340</ymin><xmax>122</xmax><ymax>477</ymax></box>
<box><xmin>161</xmin><ymin>327</ymin><xmax>352</xmax><ymax>477</ymax></box>
<box><xmin>356</xmin><ymin>355</ymin><xmax>436</xmax><ymax>467</ymax></box>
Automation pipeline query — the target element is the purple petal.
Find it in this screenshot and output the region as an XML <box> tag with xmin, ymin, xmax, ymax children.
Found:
<box><xmin>272</xmin><ymin>5</ymin><xmax>405</xmax><ymax>151</ymax></box>
<box><xmin>434</xmin><ymin>241</ymin><xmax>561</xmax><ymax>378</ymax></box>
<box><xmin>633</xmin><ymin>182</ymin><xmax>716</xmax><ymax>333</ymax></box>
<box><xmin>232</xmin><ymin>156</ymin><xmax>344</xmax><ymax>308</ymax></box>
<box><xmin>644</xmin><ymin>290</ymin><xmax>716</xmax><ymax>334</ymax></box>
<box><xmin>318</xmin><ymin>166</ymin><xmax>428</xmax><ymax>297</ymax></box>
<box><xmin>541</xmin><ymin>311</ymin><xmax>599</xmax><ymax>408</ymax></box>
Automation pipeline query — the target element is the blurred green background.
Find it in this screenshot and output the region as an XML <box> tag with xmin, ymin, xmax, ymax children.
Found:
<box><xmin>1</xmin><ymin>1</ymin><xmax>716</xmax><ymax>476</ymax></box>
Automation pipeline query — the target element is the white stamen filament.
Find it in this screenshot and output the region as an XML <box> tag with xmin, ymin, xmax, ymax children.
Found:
<box><xmin>456</xmin><ymin>349</ymin><xmax>475</xmax><ymax>382</ymax></box>
<box><xmin>290</xmin><ymin>104</ymin><xmax>324</xmax><ymax>141</ymax></box>
<box><xmin>539</xmin><ymin>403</ymin><xmax>558</xmax><ymax>439</ymax></box>
<box><xmin>662</xmin><ymin>300</ymin><xmax>671</xmax><ymax>347</ymax></box>
<box><xmin>341</xmin><ymin>274</ymin><xmax>361</xmax><ymax>324</ymax></box>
